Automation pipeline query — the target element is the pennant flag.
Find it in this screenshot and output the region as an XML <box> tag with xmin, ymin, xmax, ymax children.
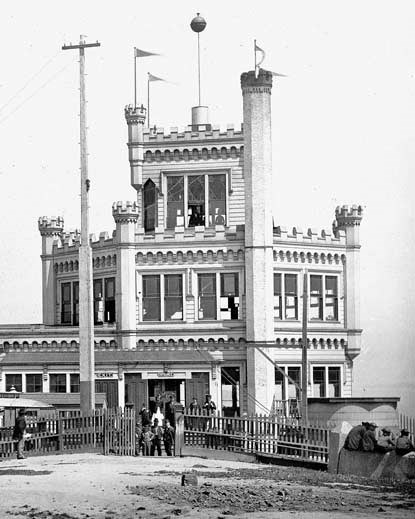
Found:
<box><xmin>134</xmin><ymin>48</ymin><xmax>159</xmax><ymax>58</ymax></box>
<box><xmin>271</xmin><ymin>71</ymin><xmax>287</xmax><ymax>77</ymax></box>
<box><xmin>255</xmin><ymin>42</ymin><xmax>266</xmax><ymax>67</ymax></box>
<box><xmin>148</xmin><ymin>72</ymin><xmax>166</xmax><ymax>82</ymax></box>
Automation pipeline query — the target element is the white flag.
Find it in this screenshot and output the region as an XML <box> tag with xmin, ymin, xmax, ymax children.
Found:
<box><xmin>148</xmin><ymin>73</ymin><xmax>166</xmax><ymax>82</ymax></box>
<box><xmin>255</xmin><ymin>42</ymin><xmax>266</xmax><ymax>67</ymax></box>
<box><xmin>134</xmin><ymin>48</ymin><xmax>159</xmax><ymax>58</ymax></box>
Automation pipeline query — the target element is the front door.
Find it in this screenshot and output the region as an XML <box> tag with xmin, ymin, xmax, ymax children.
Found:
<box><xmin>125</xmin><ymin>374</ymin><xmax>148</xmax><ymax>412</ymax></box>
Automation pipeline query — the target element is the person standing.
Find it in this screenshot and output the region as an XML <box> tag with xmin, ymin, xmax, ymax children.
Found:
<box><xmin>150</xmin><ymin>418</ymin><xmax>163</xmax><ymax>456</ymax></box>
<box><xmin>13</xmin><ymin>409</ymin><xmax>27</xmax><ymax>460</ymax></box>
<box><xmin>139</xmin><ymin>404</ymin><xmax>152</xmax><ymax>427</ymax></box>
<box><xmin>189</xmin><ymin>397</ymin><xmax>200</xmax><ymax>414</ymax></box>
<box><xmin>163</xmin><ymin>418</ymin><xmax>175</xmax><ymax>456</ymax></box>
<box><xmin>141</xmin><ymin>425</ymin><xmax>154</xmax><ymax>456</ymax></box>
<box><xmin>203</xmin><ymin>394</ymin><xmax>216</xmax><ymax>415</ymax></box>
<box><xmin>165</xmin><ymin>395</ymin><xmax>176</xmax><ymax>429</ymax></box>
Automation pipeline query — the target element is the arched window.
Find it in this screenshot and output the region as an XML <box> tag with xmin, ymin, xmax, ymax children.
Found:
<box><xmin>143</xmin><ymin>179</ymin><xmax>157</xmax><ymax>232</ymax></box>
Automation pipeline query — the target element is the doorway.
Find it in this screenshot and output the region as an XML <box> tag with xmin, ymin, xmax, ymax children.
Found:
<box><xmin>148</xmin><ymin>379</ymin><xmax>184</xmax><ymax>414</ymax></box>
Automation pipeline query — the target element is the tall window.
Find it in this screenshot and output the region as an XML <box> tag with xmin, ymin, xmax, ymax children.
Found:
<box><xmin>164</xmin><ymin>274</ymin><xmax>183</xmax><ymax>320</ymax></box>
<box><xmin>310</xmin><ymin>275</ymin><xmax>339</xmax><ymax>321</ymax></box>
<box><xmin>166</xmin><ymin>176</ymin><xmax>184</xmax><ymax>228</ymax></box>
<box><xmin>220</xmin><ymin>273</ymin><xmax>239</xmax><ymax>319</ymax></box>
<box><xmin>221</xmin><ymin>367</ymin><xmax>240</xmax><ymax>416</ymax></box>
<box><xmin>26</xmin><ymin>374</ymin><xmax>43</xmax><ymax>393</ymax></box>
<box><xmin>49</xmin><ymin>374</ymin><xmax>67</xmax><ymax>393</ymax></box>
<box><xmin>105</xmin><ymin>278</ymin><xmax>116</xmax><ymax>323</ymax></box>
<box><xmin>313</xmin><ymin>367</ymin><xmax>326</xmax><ymax>397</ymax></box>
<box><xmin>61</xmin><ymin>282</ymin><xmax>72</xmax><ymax>324</ymax></box>
<box><xmin>310</xmin><ymin>275</ymin><xmax>323</xmax><ymax>320</ymax></box>
<box><xmin>328</xmin><ymin>367</ymin><xmax>341</xmax><ymax>397</ymax></box>
<box><xmin>274</xmin><ymin>273</ymin><xmax>298</xmax><ymax>319</ymax></box>
<box><xmin>325</xmin><ymin>276</ymin><xmax>338</xmax><ymax>321</ymax></box>
<box><xmin>198</xmin><ymin>273</ymin><xmax>216</xmax><ymax>320</ymax></box>
<box><xmin>143</xmin><ymin>179</ymin><xmax>157</xmax><ymax>232</ymax></box>
<box><xmin>70</xmin><ymin>374</ymin><xmax>80</xmax><ymax>393</ymax></box>
<box><xmin>5</xmin><ymin>374</ymin><xmax>22</xmax><ymax>392</ymax></box>
<box><xmin>287</xmin><ymin>367</ymin><xmax>301</xmax><ymax>399</ymax></box>
<box><xmin>143</xmin><ymin>275</ymin><xmax>161</xmax><ymax>321</ymax></box>
<box><xmin>188</xmin><ymin>175</ymin><xmax>205</xmax><ymax>226</ymax></box>
<box><xmin>73</xmin><ymin>282</ymin><xmax>79</xmax><ymax>326</ymax></box>
<box><xmin>166</xmin><ymin>173</ymin><xmax>226</xmax><ymax>228</ymax></box>
<box><xmin>274</xmin><ymin>367</ymin><xmax>285</xmax><ymax>400</ymax></box>
<box><xmin>94</xmin><ymin>279</ymin><xmax>104</xmax><ymax>324</ymax></box>
<box><xmin>209</xmin><ymin>174</ymin><xmax>226</xmax><ymax>225</ymax></box>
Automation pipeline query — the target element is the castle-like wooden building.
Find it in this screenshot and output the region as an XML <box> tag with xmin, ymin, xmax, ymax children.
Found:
<box><xmin>0</xmin><ymin>68</ymin><xmax>363</xmax><ymax>416</ymax></box>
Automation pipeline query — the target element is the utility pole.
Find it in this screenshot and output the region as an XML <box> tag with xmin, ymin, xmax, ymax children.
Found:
<box><xmin>62</xmin><ymin>36</ymin><xmax>100</xmax><ymax>413</ymax></box>
<box><xmin>301</xmin><ymin>270</ymin><xmax>308</xmax><ymax>423</ymax></box>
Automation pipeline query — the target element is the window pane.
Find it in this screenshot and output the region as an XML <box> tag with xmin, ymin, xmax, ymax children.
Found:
<box><xmin>143</xmin><ymin>275</ymin><xmax>161</xmax><ymax>321</ymax></box>
<box><xmin>313</xmin><ymin>367</ymin><xmax>326</xmax><ymax>397</ymax></box>
<box><xmin>105</xmin><ymin>278</ymin><xmax>116</xmax><ymax>323</ymax></box>
<box><xmin>50</xmin><ymin>374</ymin><xmax>67</xmax><ymax>393</ymax></box>
<box><xmin>285</xmin><ymin>274</ymin><xmax>298</xmax><ymax>319</ymax></box>
<box><xmin>188</xmin><ymin>175</ymin><xmax>205</xmax><ymax>226</ymax></box>
<box><xmin>61</xmin><ymin>282</ymin><xmax>72</xmax><ymax>324</ymax></box>
<box><xmin>26</xmin><ymin>374</ymin><xmax>43</xmax><ymax>393</ymax></box>
<box><xmin>208</xmin><ymin>174</ymin><xmax>226</xmax><ymax>226</ymax></box>
<box><xmin>198</xmin><ymin>274</ymin><xmax>216</xmax><ymax>320</ymax></box>
<box><xmin>328</xmin><ymin>367</ymin><xmax>341</xmax><ymax>397</ymax></box>
<box><xmin>5</xmin><ymin>374</ymin><xmax>22</xmax><ymax>392</ymax></box>
<box><xmin>274</xmin><ymin>273</ymin><xmax>282</xmax><ymax>319</ymax></box>
<box><xmin>220</xmin><ymin>273</ymin><xmax>239</xmax><ymax>320</ymax></box>
<box><xmin>143</xmin><ymin>179</ymin><xmax>157</xmax><ymax>232</ymax></box>
<box><xmin>94</xmin><ymin>279</ymin><xmax>104</xmax><ymax>324</ymax></box>
<box><xmin>70</xmin><ymin>374</ymin><xmax>80</xmax><ymax>393</ymax></box>
<box><xmin>287</xmin><ymin>367</ymin><xmax>301</xmax><ymax>399</ymax></box>
<box><xmin>167</xmin><ymin>176</ymin><xmax>184</xmax><ymax>228</ymax></box>
<box><xmin>220</xmin><ymin>273</ymin><xmax>238</xmax><ymax>296</ymax></box>
<box><xmin>325</xmin><ymin>276</ymin><xmax>338</xmax><ymax>321</ymax></box>
<box><xmin>73</xmin><ymin>282</ymin><xmax>79</xmax><ymax>326</ymax></box>
<box><xmin>310</xmin><ymin>275</ymin><xmax>323</xmax><ymax>320</ymax></box>
<box><xmin>164</xmin><ymin>275</ymin><xmax>183</xmax><ymax>320</ymax></box>
<box><xmin>274</xmin><ymin>367</ymin><xmax>286</xmax><ymax>401</ymax></box>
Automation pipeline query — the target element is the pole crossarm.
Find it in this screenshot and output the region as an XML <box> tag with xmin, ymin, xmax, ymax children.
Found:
<box><xmin>62</xmin><ymin>42</ymin><xmax>101</xmax><ymax>51</ymax></box>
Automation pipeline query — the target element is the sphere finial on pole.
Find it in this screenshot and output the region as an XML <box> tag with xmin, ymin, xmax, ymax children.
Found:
<box><xmin>190</xmin><ymin>13</ymin><xmax>207</xmax><ymax>106</ymax></box>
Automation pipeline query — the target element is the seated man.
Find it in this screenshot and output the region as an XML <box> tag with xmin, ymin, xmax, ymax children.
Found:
<box><xmin>395</xmin><ymin>429</ymin><xmax>415</xmax><ymax>456</ymax></box>
<box><xmin>362</xmin><ymin>422</ymin><xmax>378</xmax><ymax>452</ymax></box>
<box><xmin>344</xmin><ymin>422</ymin><xmax>368</xmax><ymax>451</ymax></box>
<box><xmin>376</xmin><ymin>427</ymin><xmax>396</xmax><ymax>453</ymax></box>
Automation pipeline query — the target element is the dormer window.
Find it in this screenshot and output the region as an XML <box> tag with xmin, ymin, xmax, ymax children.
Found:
<box><xmin>166</xmin><ymin>173</ymin><xmax>226</xmax><ymax>229</ymax></box>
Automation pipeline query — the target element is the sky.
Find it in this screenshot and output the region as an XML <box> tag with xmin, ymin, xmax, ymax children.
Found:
<box><xmin>0</xmin><ymin>1</ymin><xmax>414</xmax><ymax>415</ymax></box>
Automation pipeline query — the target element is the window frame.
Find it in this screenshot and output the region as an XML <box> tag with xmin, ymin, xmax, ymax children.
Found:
<box><xmin>311</xmin><ymin>365</ymin><xmax>342</xmax><ymax>397</ymax></box>
<box><xmin>141</xmin><ymin>272</ymin><xmax>185</xmax><ymax>322</ymax></box>
<box><xmin>26</xmin><ymin>374</ymin><xmax>43</xmax><ymax>393</ymax></box>
<box><xmin>5</xmin><ymin>373</ymin><xmax>23</xmax><ymax>392</ymax></box>
<box><xmin>197</xmin><ymin>271</ymin><xmax>241</xmax><ymax>321</ymax></box>
<box><xmin>309</xmin><ymin>273</ymin><xmax>340</xmax><ymax>322</ymax></box>
<box><xmin>49</xmin><ymin>373</ymin><xmax>67</xmax><ymax>393</ymax></box>
<box><xmin>164</xmin><ymin>171</ymin><xmax>228</xmax><ymax>229</ymax></box>
<box><xmin>273</xmin><ymin>272</ymin><xmax>299</xmax><ymax>320</ymax></box>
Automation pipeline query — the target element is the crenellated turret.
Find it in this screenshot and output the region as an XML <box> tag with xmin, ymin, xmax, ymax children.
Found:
<box><xmin>125</xmin><ymin>105</ymin><xmax>146</xmax><ymax>193</ymax></box>
<box><xmin>333</xmin><ymin>205</ymin><xmax>364</xmax><ymax>361</ymax></box>
<box><xmin>38</xmin><ymin>216</ymin><xmax>64</xmax><ymax>326</ymax></box>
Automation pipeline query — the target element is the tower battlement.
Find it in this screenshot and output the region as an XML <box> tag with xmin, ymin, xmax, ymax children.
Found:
<box><xmin>38</xmin><ymin>216</ymin><xmax>64</xmax><ymax>236</ymax></box>
<box><xmin>112</xmin><ymin>201</ymin><xmax>139</xmax><ymax>224</ymax></box>
<box><xmin>273</xmin><ymin>225</ymin><xmax>346</xmax><ymax>245</ymax></box>
<box><xmin>241</xmin><ymin>68</ymin><xmax>273</xmax><ymax>91</ymax></box>
<box><xmin>141</xmin><ymin>123</ymin><xmax>243</xmax><ymax>143</ymax></box>
<box><xmin>334</xmin><ymin>205</ymin><xmax>363</xmax><ymax>226</ymax></box>
<box><xmin>124</xmin><ymin>104</ymin><xmax>146</xmax><ymax>125</ymax></box>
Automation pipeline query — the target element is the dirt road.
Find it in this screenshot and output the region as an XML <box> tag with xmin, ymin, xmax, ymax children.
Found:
<box><xmin>0</xmin><ymin>453</ymin><xmax>414</xmax><ymax>518</ymax></box>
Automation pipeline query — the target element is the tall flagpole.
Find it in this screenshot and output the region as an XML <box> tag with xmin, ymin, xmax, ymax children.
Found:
<box><xmin>62</xmin><ymin>36</ymin><xmax>100</xmax><ymax>413</ymax></box>
<box><xmin>134</xmin><ymin>52</ymin><xmax>137</xmax><ymax>107</ymax></box>
<box><xmin>190</xmin><ymin>14</ymin><xmax>207</xmax><ymax>106</ymax></box>
<box><xmin>147</xmin><ymin>74</ymin><xmax>150</xmax><ymax>127</ymax></box>
<box><xmin>254</xmin><ymin>39</ymin><xmax>257</xmax><ymax>75</ymax></box>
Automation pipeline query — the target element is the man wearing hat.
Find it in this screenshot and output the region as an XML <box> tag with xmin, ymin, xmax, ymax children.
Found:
<box><xmin>344</xmin><ymin>422</ymin><xmax>369</xmax><ymax>451</ymax></box>
<box><xmin>396</xmin><ymin>429</ymin><xmax>414</xmax><ymax>456</ymax></box>
<box><xmin>377</xmin><ymin>427</ymin><xmax>396</xmax><ymax>453</ymax></box>
<box><xmin>362</xmin><ymin>422</ymin><xmax>378</xmax><ymax>452</ymax></box>
<box><xmin>12</xmin><ymin>409</ymin><xmax>27</xmax><ymax>460</ymax></box>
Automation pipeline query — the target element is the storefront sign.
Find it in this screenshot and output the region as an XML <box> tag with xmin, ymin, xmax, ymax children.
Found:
<box><xmin>142</xmin><ymin>371</ymin><xmax>191</xmax><ymax>380</ymax></box>
<box><xmin>95</xmin><ymin>372</ymin><xmax>117</xmax><ymax>379</ymax></box>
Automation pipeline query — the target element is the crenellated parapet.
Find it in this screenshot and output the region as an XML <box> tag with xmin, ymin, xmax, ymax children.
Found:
<box><xmin>334</xmin><ymin>205</ymin><xmax>363</xmax><ymax>230</ymax></box>
<box><xmin>52</xmin><ymin>231</ymin><xmax>115</xmax><ymax>254</ymax></box>
<box><xmin>136</xmin><ymin>247</ymin><xmax>245</xmax><ymax>265</ymax></box>
<box><xmin>135</xmin><ymin>224</ymin><xmax>244</xmax><ymax>243</ymax></box>
<box><xmin>124</xmin><ymin>104</ymin><xmax>146</xmax><ymax>125</ymax></box>
<box><xmin>273</xmin><ymin>226</ymin><xmax>346</xmax><ymax>246</ymax></box>
<box><xmin>38</xmin><ymin>216</ymin><xmax>64</xmax><ymax>237</ymax></box>
<box><xmin>141</xmin><ymin>123</ymin><xmax>243</xmax><ymax>143</ymax></box>
<box><xmin>112</xmin><ymin>201</ymin><xmax>139</xmax><ymax>224</ymax></box>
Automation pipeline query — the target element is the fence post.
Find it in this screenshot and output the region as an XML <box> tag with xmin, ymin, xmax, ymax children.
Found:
<box><xmin>175</xmin><ymin>414</ymin><xmax>184</xmax><ymax>456</ymax></box>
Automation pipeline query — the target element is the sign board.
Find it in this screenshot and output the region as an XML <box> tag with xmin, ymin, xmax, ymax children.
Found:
<box><xmin>95</xmin><ymin>372</ymin><xmax>117</xmax><ymax>379</ymax></box>
<box><xmin>142</xmin><ymin>371</ymin><xmax>191</xmax><ymax>380</ymax></box>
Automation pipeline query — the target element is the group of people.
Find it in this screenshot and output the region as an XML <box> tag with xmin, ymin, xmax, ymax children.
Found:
<box><xmin>189</xmin><ymin>394</ymin><xmax>217</xmax><ymax>414</ymax></box>
<box><xmin>135</xmin><ymin>417</ymin><xmax>175</xmax><ymax>456</ymax></box>
<box><xmin>344</xmin><ymin>421</ymin><xmax>414</xmax><ymax>456</ymax></box>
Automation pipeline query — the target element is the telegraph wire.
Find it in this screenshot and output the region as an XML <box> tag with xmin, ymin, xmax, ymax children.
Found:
<box><xmin>0</xmin><ymin>59</ymin><xmax>75</xmax><ymax>126</ymax></box>
<box><xmin>0</xmin><ymin>50</ymin><xmax>61</xmax><ymax>115</ymax></box>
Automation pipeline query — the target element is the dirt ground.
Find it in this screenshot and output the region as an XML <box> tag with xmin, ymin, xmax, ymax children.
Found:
<box><xmin>0</xmin><ymin>453</ymin><xmax>414</xmax><ymax>519</ymax></box>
